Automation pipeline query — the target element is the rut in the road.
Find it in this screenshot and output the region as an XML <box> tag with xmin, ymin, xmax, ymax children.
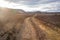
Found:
<box><xmin>21</xmin><ymin>17</ymin><xmax>47</xmax><ymax>40</ymax></box>
<box><xmin>31</xmin><ymin>17</ymin><xmax>60</xmax><ymax>40</ymax></box>
<box><xmin>30</xmin><ymin>18</ymin><xmax>47</xmax><ymax>40</ymax></box>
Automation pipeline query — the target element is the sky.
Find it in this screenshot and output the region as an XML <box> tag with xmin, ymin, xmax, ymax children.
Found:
<box><xmin>0</xmin><ymin>0</ymin><xmax>60</xmax><ymax>12</ymax></box>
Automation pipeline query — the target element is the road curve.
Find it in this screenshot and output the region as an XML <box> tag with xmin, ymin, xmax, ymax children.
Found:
<box><xmin>23</xmin><ymin>17</ymin><xmax>60</xmax><ymax>40</ymax></box>
<box><xmin>0</xmin><ymin>16</ymin><xmax>60</xmax><ymax>40</ymax></box>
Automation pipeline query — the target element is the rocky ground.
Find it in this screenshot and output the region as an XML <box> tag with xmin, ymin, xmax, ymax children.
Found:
<box><xmin>0</xmin><ymin>13</ymin><xmax>60</xmax><ymax>40</ymax></box>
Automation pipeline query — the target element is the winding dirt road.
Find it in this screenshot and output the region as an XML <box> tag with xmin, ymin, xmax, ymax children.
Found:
<box><xmin>22</xmin><ymin>17</ymin><xmax>60</xmax><ymax>40</ymax></box>
<box><xmin>0</xmin><ymin>14</ymin><xmax>60</xmax><ymax>40</ymax></box>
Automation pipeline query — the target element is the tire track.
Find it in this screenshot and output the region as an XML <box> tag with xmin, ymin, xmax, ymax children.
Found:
<box><xmin>31</xmin><ymin>17</ymin><xmax>60</xmax><ymax>40</ymax></box>
<box><xmin>22</xmin><ymin>17</ymin><xmax>38</xmax><ymax>40</ymax></box>
<box><xmin>23</xmin><ymin>17</ymin><xmax>47</xmax><ymax>40</ymax></box>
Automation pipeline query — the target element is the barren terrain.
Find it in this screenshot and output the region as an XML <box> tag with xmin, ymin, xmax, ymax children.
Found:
<box><xmin>0</xmin><ymin>9</ymin><xmax>60</xmax><ymax>40</ymax></box>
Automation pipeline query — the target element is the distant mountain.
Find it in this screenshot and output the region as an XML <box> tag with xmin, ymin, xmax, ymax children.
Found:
<box><xmin>0</xmin><ymin>7</ymin><xmax>26</xmax><ymax>14</ymax></box>
<box><xmin>27</xmin><ymin>11</ymin><xmax>60</xmax><ymax>14</ymax></box>
<box><xmin>0</xmin><ymin>7</ymin><xmax>60</xmax><ymax>14</ymax></box>
<box><xmin>16</xmin><ymin>9</ymin><xmax>26</xmax><ymax>13</ymax></box>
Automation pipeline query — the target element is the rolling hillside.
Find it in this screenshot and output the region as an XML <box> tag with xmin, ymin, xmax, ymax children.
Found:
<box><xmin>0</xmin><ymin>8</ymin><xmax>60</xmax><ymax>40</ymax></box>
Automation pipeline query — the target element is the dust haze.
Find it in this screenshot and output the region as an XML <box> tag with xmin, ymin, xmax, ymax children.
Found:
<box><xmin>0</xmin><ymin>8</ymin><xmax>60</xmax><ymax>40</ymax></box>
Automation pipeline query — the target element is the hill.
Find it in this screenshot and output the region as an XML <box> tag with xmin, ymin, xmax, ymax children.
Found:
<box><xmin>0</xmin><ymin>8</ymin><xmax>60</xmax><ymax>40</ymax></box>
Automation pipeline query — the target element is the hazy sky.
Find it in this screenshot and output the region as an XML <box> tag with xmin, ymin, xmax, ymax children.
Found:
<box><xmin>0</xmin><ymin>0</ymin><xmax>60</xmax><ymax>12</ymax></box>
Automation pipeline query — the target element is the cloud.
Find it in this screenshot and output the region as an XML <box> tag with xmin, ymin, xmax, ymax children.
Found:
<box><xmin>0</xmin><ymin>0</ymin><xmax>60</xmax><ymax>12</ymax></box>
<box><xmin>6</xmin><ymin>0</ymin><xmax>60</xmax><ymax>5</ymax></box>
<box><xmin>44</xmin><ymin>2</ymin><xmax>60</xmax><ymax>12</ymax></box>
